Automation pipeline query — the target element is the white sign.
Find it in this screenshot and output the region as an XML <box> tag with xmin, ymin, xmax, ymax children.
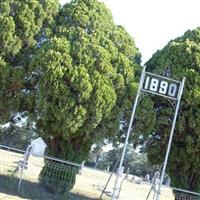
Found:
<box><xmin>142</xmin><ymin>72</ymin><xmax>181</xmax><ymax>99</ymax></box>
<box><xmin>112</xmin><ymin>66</ymin><xmax>185</xmax><ymax>200</ymax></box>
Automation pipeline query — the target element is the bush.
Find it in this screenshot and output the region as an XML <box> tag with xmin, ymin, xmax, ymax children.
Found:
<box><xmin>39</xmin><ymin>160</ymin><xmax>79</xmax><ymax>195</ymax></box>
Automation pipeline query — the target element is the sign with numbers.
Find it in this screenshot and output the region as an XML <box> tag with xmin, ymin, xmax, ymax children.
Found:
<box><xmin>112</xmin><ymin>65</ymin><xmax>185</xmax><ymax>200</ymax></box>
<box><xmin>141</xmin><ymin>72</ymin><xmax>181</xmax><ymax>100</ymax></box>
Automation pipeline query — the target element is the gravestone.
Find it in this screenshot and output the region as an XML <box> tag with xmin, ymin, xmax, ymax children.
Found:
<box><xmin>31</xmin><ymin>137</ymin><xmax>47</xmax><ymax>157</ymax></box>
<box><xmin>144</xmin><ymin>173</ymin><xmax>150</xmax><ymax>182</ymax></box>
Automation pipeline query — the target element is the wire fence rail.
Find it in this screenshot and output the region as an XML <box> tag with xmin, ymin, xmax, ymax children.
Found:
<box><xmin>0</xmin><ymin>144</ymin><xmax>200</xmax><ymax>200</ymax></box>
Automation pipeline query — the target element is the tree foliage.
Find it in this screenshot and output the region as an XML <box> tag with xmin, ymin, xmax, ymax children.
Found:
<box><xmin>140</xmin><ymin>27</ymin><xmax>200</xmax><ymax>191</ymax></box>
<box><xmin>29</xmin><ymin>0</ymin><xmax>141</xmax><ymax>162</ymax></box>
<box><xmin>0</xmin><ymin>115</ymin><xmax>37</xmax><ymax>149</ymax></box>
<box><xmin>0</xmin><ymin>0</ymin><xmax>59</xmax><ymax>123</ymax></box>
<box><xmin>90</xmin><ymin>145</ymin><xmax>155</xmax><ymax>178</ymax></box>
<box><xmin>86</xmin><ymin>142</ymin><xmax>105</xmax><ymax>168</ymax></box>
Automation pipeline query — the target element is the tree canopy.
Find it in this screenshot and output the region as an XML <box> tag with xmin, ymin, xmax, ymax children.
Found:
<box><xmin>0</xmin><ymin>0</ymin><xmax>59</xmax><ymax>123</ymax></box>
<box><xmin>139</xmin><ymin>27</ymin><xmax>200</xmax><ymax>191</ymax></box>
<box><xmin>29</xmin><ymin>0</ymin><xmax>141</xmax><ymax>162</ymax></box>
<box><xmin>92</xmin><ymin>145</ymin><xmax>155</xmax><ymax>178</ymax></box>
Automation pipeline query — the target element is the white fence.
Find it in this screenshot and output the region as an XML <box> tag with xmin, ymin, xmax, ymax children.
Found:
<box><xmin>0</xmin><ymin>144</ymin><xmax>200</xmax><ymax>200</ymax></box>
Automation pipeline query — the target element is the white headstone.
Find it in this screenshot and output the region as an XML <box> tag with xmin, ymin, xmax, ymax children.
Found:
<box><xmin>144</xmin><ymin>174</ymin><xmax>150</xmax><ymax>182</ymax></box>
<box><xmin>31</xmin><ymin>137</ymin><xmax>47</xmax><ymax>157</ymax></box>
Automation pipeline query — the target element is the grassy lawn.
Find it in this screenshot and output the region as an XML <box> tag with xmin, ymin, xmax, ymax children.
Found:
<box><xmin>0</xmin><ymin>149</ymin><xmax>176</xmax><ymax>200</ymax></box>
<box><xmin>0</xmin><ymin>174</ymin><xmax>97</xmax><ymax>200</ymax></box>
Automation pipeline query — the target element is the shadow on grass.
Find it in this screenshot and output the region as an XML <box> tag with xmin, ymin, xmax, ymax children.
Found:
<box><xmin>69</xmin><ymin>193</ymin><xmax>98</xmax><ymax>200</ymax></box>
<box><xmin>0</xmin><ymin>174</ymin><xmax>97</xmax><ymax>200</ymax></box>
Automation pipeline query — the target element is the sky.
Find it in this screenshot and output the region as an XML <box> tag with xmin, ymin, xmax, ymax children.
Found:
<box><xmin>60</xmin><ymin>0</ymin><xmax>200</xmax><ymax>64</ymax></box>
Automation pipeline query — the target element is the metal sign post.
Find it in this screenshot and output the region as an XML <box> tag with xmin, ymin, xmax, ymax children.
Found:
<box><xmin>155</xmin><ymin>77</ymin><xmax>185</xmax><ymax>200</ymax></box>
<box><xmin>111</xmin><ymin>66</ymin><xmax>185</xmax><ymax>200</ymax></box>
<box><xmin>111</xmin><ymin>66</ymin><xmax>146</xmax><ymax>200</ymax></box>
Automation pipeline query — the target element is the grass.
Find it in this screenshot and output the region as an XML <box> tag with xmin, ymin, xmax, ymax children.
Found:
<box><xmin>0</xmin><ymin>174</ymin><xmax>95</xmax><ymax>200</ymax></box>
<box><xmin>0</xmin><ymin>149</ymin><xmax>176</xmax><ymax>200</ymax></box>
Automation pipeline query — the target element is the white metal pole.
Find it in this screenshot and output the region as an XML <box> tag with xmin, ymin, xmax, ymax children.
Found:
<box><xmin>17</xmin><ymin>145</ymin><xmax>31</xmax><ymax>192</ymax></box>
<box><xmin>155</xmin><ymin>77</ymin><xmax>185</xmax><ymax>200</ymax></box>
<box><xmin>111</xmin><ymin>66</ymin><xmax>146</xmax><ymax>200</ymax></box>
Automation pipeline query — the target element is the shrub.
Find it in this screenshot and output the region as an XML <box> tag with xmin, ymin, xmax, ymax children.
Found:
<box><xmin>39</xmin><ymin>160</ymin><xmax>79</xmax><ymax>195</ymax></box>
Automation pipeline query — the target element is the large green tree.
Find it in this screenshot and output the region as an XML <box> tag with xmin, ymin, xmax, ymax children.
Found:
<box><xmin>139</xmin><ymin>27</ymin><xmax>200</xmax><ymax>191</ymax></box>
<box><xmin>29</xmin><ymin>0</ymin><xmax>141</xmax><ymax>162</ymax></box>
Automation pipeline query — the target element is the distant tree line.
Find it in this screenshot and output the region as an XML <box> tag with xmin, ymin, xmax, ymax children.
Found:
<box><xmin>86</xmin><ymin>144</ymin><xmax>156</xmax><ymax>179</ymax></box>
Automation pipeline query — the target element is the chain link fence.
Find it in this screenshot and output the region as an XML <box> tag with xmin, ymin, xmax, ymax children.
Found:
<box><xmin>0</xmin><ymin>145</ymin><xmax>81</xmax><ymax>200</ymax></box>
<box><xmin>0</xmin><ymin>144</ymin><xmax>200</xmax><ymax>200</ymax></box>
